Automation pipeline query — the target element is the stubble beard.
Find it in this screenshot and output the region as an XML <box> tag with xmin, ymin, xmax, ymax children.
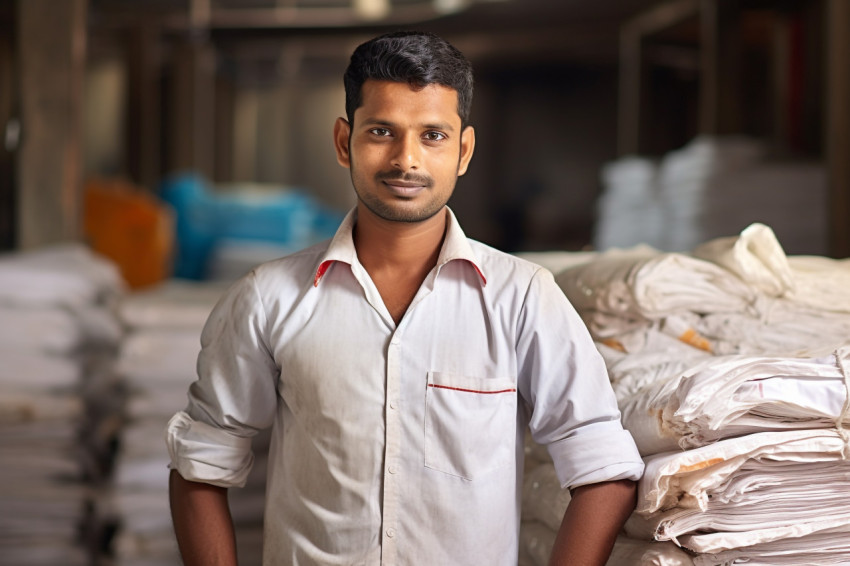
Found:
<box><xmin>350</xmin><ymin>167</ymin><xmax>457</xmax><ymax>224</ymax></box>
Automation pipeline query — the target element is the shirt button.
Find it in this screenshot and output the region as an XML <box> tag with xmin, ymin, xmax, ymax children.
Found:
<box><xmin>389</xmin><ymin>400</ymin><xmax>397</xmax><ymax>410</ymax></box>
<box><xmin>388</xmin><ymin>464</ymin><xmax>398</xmax><ymax>474</ymax></box>
<box><xmin>386</xmin><ymin>528</ymin><xmax>396</xmax><ymax>538</ymax></box>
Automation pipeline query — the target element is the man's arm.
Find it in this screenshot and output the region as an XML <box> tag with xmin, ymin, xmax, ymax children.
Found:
<box><xmin>169</xmin><ymin>469</ymin><xmax>239</xmax><ymax>566</ymax></box>
<box><xmin>547</xmin><ymin>478</ymin><xmax>637</xmax><ymax>566</ymax></box>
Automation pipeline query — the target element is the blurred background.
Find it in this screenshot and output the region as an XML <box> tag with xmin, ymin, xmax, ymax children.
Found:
<box><xmin>2</xmin><ymin>0</ymin><xmax>849</xmax><ymax>267</ymax></box>
<box><xmin>0</xmin><ymin>0</ymin><xmax>849</xmax><ymax>565</ymax></box>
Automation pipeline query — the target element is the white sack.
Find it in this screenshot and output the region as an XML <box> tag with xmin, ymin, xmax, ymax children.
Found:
<box><xmin>692</xmin><ymin>223</ymin><xmax>794</xmax><ymax>297</ymax></box>
<box><xmin>627</xmin><ymin>429</ymin><xmax>850</xmax><ymax>553</ymax></box>
<box><xmin>620</xmin><ymin>350</ymin><xmax>850</xmax><ymax>455</ymax></box>
<box><xmin>555</xmin><ymin>249</ymin><xmax>756</xmax><ymax>340</ymax></box>
<box><xmin>786</xmin><ymin>255</ymin><xmax>850</xmax><ymax>313</ymax></box>
<box><xmin>0</xmin><ymin>352</ymin><xmax>82</xmax><ymax>391</ymax></box>
<box><xmin>691</xmin><ymin>527</ymin><xmax>850</xmax><ymax>566</ymax></box>
<box><xmin>0</xmin><ymin>243</ymin><xmax>124</xmax><ymax>309</ymax></box>
<box><xmin>606</xmin><ymin>536</ymin><xmax>695</xmax><ymax>566</ymax></box>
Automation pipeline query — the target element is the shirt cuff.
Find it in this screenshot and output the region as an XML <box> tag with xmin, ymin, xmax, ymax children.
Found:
<box><xmin>547</xmin><ymin>425</ymin><xmax>645</xmax><ymax>489</ymax></box>
<box><xmin>165</xmin><ymin>411</ymin><xmax>255</xmax><ymax>488</ymax></box>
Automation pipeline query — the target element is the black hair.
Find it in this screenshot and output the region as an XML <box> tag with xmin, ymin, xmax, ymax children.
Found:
<box><xmin>343</xmin><ymin>31</ymin><xmax>474</xmax><ymax>127</ymax></box>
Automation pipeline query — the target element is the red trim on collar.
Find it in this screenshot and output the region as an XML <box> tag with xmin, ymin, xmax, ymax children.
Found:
<box><xmin>313</xmin><ymin>260</ymin><xmax>334</xmax><ymax>287</ymax></box>
<box><xmin>465</xmin><ymin>260</ymin><xmax>487</xmax><ymax>286</ymax></box>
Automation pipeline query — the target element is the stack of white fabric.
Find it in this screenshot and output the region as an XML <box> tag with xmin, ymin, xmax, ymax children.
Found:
<box><xmin>595</xmin><ymin>157</ymin><xmax>664</xmax><ymax>251</ymax></box>
<box><xmin>518</xmin><ymin>434</ymin><xmax>696</xmax><ymax>566</ymax></box>
<box><xmin>0</xmin><ymin>244</ymin><xmax>125</xmax><ymax>565</ymax></box>
<box><xmin>595</xmin><ymin>136</ymin><xmax>829</xmax><ymax>256</ymax></box>
<box><xmin>110</xmin><ymin>279</ymin><xmax>266</xmax><ymax>566</ymax></box>
<box><xmin>544</xmin><ymin>222</ymin><xmax>850</xmax><ymax>564</ymax></box>
<box><xmin>624</xmin><ymin>429</ymin><xmax>850</xmax><ymax>564</ymax></box>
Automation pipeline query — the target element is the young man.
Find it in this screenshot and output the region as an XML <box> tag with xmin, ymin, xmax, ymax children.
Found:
<box><xmin>167</xmin><ymin>31</ymin><xmax>644</xmax><ymax>566</ymax></box>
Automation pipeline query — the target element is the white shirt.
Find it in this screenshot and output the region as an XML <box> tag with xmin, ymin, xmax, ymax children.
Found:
<box><xmin>166</xmin><ymin>208</ymin><xmax>644</xmax><ymax>566</ymax></box>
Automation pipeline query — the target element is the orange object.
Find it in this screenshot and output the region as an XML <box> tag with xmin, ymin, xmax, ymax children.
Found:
<box><xmin>678</xmin><ymin>328</ymin><xmax>713</xmax><ymax>353</ymax></box>
<box><xmin>84</xmin><ymin>178</ymin><xmax>175</xmax><ymax>289</ymax></box>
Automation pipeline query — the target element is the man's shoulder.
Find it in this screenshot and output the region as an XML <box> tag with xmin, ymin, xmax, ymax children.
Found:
<box><xmin>250</xmin><ymin>239</ymin><xmax>331</xmax><ymax>287</ymax></box>
<box><xmin>467</xmin><ymin>238</ymin><xmax>549</xmax><ymax>283</ymax></box>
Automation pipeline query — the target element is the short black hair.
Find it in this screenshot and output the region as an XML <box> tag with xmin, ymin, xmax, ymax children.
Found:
<box><xmin>343</xmin><ymin>31</ymin><xmax>474</xmax><ymax>127</ymax></box>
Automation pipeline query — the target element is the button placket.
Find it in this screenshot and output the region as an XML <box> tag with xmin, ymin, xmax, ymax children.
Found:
<box><xmin>381</xmin><ymin>329</ymin><xmax>403</xmax><ymax>564</ymax></box>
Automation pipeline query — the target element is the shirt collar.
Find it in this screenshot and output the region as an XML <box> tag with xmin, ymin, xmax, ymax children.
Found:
<box><xmin>313</xmin><ymin>207</ymin><xmax>487</xmax><ymax>287</ymax></box>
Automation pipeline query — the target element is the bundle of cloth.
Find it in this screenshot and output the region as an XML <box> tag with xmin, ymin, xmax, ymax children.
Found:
<box><xmin>518</xmin><ymin>222</ymin><xmax>850</xmax><ymax>565</ymax></box>
<box><xmin>0</xmin><ymin>244</ymin><xmax>125</xmax><ymax>565</ymax></box>
<box><xmin>110</xmin><ymin>279</ymin><xmax>266</xmax><ymax>566</ymax></box>
<box><xmin>625</xmin><ymin>429</ymin><xmax>850</xmax><ymax>564</ymax></box>
<box><xmin>557</xmin><ymin>223</ymin><xmax>850</xmax><ymax>400</ymax></box>
<box><xmin>621</xmin><ymin>349</ymin><xmax>850</xmax><ymax>454</ymax></box>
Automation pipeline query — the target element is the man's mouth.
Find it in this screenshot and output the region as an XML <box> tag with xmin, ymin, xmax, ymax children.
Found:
<box><xmin>377</xmin><ymin>173</ymin><xmax>433</xmax><ymax>196</ymax></box>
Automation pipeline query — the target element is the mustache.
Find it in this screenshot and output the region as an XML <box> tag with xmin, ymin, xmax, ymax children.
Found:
<box><xmin>374</xmin><ymin>171</ymin><xmax>434</xmax><ymax>187</ymax></box>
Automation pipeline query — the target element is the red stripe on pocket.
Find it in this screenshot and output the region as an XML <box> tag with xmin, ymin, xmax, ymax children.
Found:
<box><xmin>428</xmin><ymin>384</ymin><xmax>516</xmax><ymax>394</ymax></box>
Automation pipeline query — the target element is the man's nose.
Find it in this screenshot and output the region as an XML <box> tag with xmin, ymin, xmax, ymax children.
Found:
<box><xmin>390</xmin><ymin>133</ymin><xmax>421</xmax><ymax>171</ymax></box>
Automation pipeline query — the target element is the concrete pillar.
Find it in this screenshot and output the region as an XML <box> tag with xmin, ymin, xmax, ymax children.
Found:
<box><xmin>699</xmin><ymin>0</ymin><xmax>743</xmax><ymax>135</ymax></box>
<box><xmin>17</xmin><ymin>0</ymin><xmax>88</xmax><ymax>248</ymax></box>
<box><xmin>167</xmin><ymin>38</ymin><xmax>216</xmax><ymax>179</ymax></box>
<box><xmin>126</xmin><ymin>24</ymin><xmax>162</xmax><ymax>192</ymax></box>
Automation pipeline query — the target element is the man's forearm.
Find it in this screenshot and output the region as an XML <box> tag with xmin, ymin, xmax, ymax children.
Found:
<box><xmin>169</xmin><ymin>469</ymin><xmax>238</xmax><ymax>566</ymax></box>
<box><xmin>547</xmin><ymin>479</ymin><xmax>637</xmax><ymax>566</ymax></box>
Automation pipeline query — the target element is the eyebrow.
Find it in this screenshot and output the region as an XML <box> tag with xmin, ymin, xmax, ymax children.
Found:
<box><xmin>361</xmin><ymin>118</ymin><xmax>456</xmax><ymax>133</ymax></box>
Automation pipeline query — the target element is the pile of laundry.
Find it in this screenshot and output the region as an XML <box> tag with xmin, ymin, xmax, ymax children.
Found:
<box><xmin>0</xmin><ymin>244</ymin><xmax>125</xmax><ymax>565</ymax></box>
<box><xmin>519</xmin><ymin>222</ymin><xmax>850</xmax><ymax>565</ymax></box>
<box><xmin>109</xmin><ymin>279</ymin><xmax>267</xmax><ymax>566</ymax></box>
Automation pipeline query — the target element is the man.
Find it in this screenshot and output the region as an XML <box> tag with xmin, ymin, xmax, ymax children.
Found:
<box><xmin>167</xmin><ymin>31</ymin><xmax>644</xmax><ymax>566</ymax></box>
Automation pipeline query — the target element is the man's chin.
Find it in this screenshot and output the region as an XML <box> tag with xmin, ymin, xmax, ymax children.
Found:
<box><xmin>359</xmin><ymin>199</ymin><xmax>445</xmax><ymax>224</ymax></box>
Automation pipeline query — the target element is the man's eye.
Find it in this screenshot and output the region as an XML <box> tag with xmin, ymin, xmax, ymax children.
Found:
<box><xmin>424</xmin><ymin>131</ymin><xmax>446</xmax><ymax>142</ymax></box>
<box><xmin>370</xmin><ymin>128</ymin><xmax>391</xmax><ymax>136</ymax></box>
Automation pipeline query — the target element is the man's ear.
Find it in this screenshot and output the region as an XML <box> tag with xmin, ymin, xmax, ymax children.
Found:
<box><xmin>457</xmin><ymin>125</ymin><xmax>475</xmax><ymax>176</ymax></box>
<box><xmin>334</xmin><ymin>117</ymin><xmax>352</xmax><ymax>168</ymax></box>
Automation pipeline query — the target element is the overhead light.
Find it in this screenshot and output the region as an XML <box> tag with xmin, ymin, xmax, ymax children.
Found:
<box><xmin>353</xmin><ymin>0</ymin><xmax>390</xmax><ymax>20</ymax></box>
<box><xmin>433</xmin><ymin>0</ymin><xmax>469</xmax><ymax>14</ymax></box>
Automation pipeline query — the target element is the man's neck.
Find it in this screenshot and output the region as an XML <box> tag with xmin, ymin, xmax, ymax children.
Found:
<box><xmin>353</xmin><ymin>204</ymin><xmax>448</xmax><ymax>274</ymax></box>
<box><xmin>352</xmin><ymin>204</ymin><xmax>448</xmax><ymax>324</ymax></box>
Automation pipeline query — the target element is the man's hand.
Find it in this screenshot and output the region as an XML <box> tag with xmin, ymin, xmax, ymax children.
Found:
<box><xmin>547</xmin><ymin>479</ymin><xmax>637</xmax><ymax>566</ymax></box>
<box><xmin>169</xmin><ymin>469</ymin><xmax>239</xmax><ymax>566</ymax></box>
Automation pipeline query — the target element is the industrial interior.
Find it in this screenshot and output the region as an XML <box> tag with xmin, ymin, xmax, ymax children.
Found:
<box><xmin>1</xmin><ymin>0</ymin><xmax>850</xmax><ymax>564</ymax></box>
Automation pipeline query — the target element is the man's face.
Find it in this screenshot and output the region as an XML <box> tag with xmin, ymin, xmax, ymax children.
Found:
<box><xmin>334</xmin><ymin>80</ymin><xmax>475</xmax><ymax>223</ymax></box>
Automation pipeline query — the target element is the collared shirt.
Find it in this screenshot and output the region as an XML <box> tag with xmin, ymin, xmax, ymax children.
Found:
<box><xmin>166</xmin><ymin>207</ymin><xmax>644</xmax><ymax>566</ymax></box>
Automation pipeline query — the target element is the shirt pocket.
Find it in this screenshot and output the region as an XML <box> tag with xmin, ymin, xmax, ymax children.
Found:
<box><xmin>424</xmin><ymin>371</ymin><xmax>517</xmax><ymax>480</ymax></box>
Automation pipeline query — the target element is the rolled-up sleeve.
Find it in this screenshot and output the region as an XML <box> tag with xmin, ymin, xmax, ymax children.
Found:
<box><xmin>517</xmin><ymin>269</ymin><xmax>644</xmax><ymax>489</ymax></box>
<box><xmin>166</xmin><ymin>271</ymin><xmax>279</xmax><ymax>488</ymax></box>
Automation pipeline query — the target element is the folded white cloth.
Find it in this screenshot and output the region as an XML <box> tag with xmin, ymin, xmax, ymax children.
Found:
<box><xmin>0</xmin><ymin>352</ymin><xmax>82</xmax><ymax>392</ymax></box>
<box><xmin>786</xmin><ymin>255</ymin><xmax>850</xmax><ymax>313</ymax></box>
<box><xmin>620</xmin><ymin>350</ymin><xmax>850</xmax><ymax>455</ymax></box>
<box><xmin>0</xmin><ymin>243</ymin><xmax>124</xmax><ymax>309</ymax></box>
<box><xmin>692</xmin><ymin>223</ymin><xmax>795</xmax><ymax>297</ymax></box>
<box><xmin>597</xmin><ymin>326</ymin><xmax>713</xmax><ymax>401</ymax></box>
<box><xmin>555</xmin><ymin>249</ymin><xmax>756</xmax><ymax>340</ymax></box>
<box><xmin>627</xmin><ymin>429</ymin><xmax>850</xmax><ymax>553</ymax></box>
<box><xmin>607</xmin><ymin>536</ymin><xmax>695</xmax><ymax>566</ymax></box>
<box><xmin>0</xmin><ymin>304</ymin><xmax>123</xmax><ymax>354</ymax></box>
<box><xmin>691</xmin><ymin>527</ymin><xmax>850</xmax><ymax>565</ymax></box>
